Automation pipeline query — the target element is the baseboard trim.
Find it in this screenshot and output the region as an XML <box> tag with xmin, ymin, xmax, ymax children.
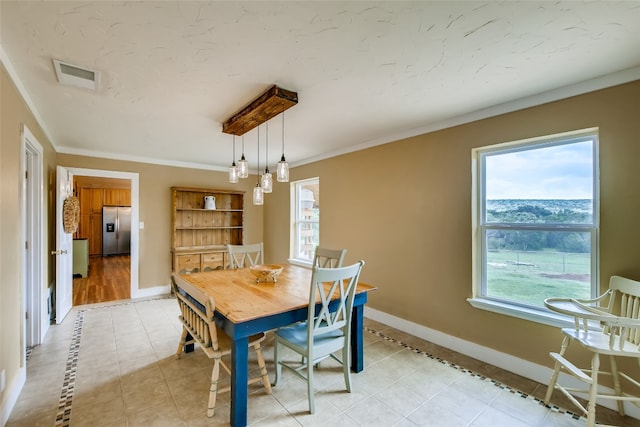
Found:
<box><xmin>130</xmin><ymin>284</ymin><xmax>170</xmax><ymax>299</ymax></box>
<box><xmin>1</xmin><ymin>366</ymin><xmax>26</xmax><ymax>426</ymax></box>
<box><xmin>364</xmin><ymin>306</ymin><xmax>640</xmax><ymax>420</ymax></box>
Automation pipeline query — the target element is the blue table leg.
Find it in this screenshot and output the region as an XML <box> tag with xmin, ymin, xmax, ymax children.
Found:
<box><xmin>184</xmin><ymin>331</ymin><xmax>194</xmax><ymax>353</ymax></box>
<box><xmin>230</xmin><ymin>336</ymin><xmax>249</xmax><ymax>427</ymax></box>
<box><xmin>350</xmin><ymin>304</ymin><xmax>365</xmax><ymax>372</ymax></box>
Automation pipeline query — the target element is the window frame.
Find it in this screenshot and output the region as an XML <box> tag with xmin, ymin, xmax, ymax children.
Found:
<box><xmin>289</xmin><ymin>177</ymin><xmax>320</xmax><ymax>266</ymax></box>
<box><xmin>469</xmin><ymin>128</ymin><xmax>600</xmax><ymax>327</ymax></box>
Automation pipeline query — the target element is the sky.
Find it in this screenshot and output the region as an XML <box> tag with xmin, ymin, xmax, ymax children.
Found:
<box><xmin>485</xmin><ymin>139</ymin><xmax>594</xmax><ymax>200</ymax></box>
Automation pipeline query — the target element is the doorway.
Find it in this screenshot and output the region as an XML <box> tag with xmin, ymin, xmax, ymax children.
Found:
<box><xmin>21</xmin><ymin>125</ymin><xmax>46</xmax><ymax>348</ymax></box>
<box><xmin>64</xmin><ymin>167</ymin><xmax>139</xmax><ymax>305</ymax></box>
<box><xmin>72</xmin><ymin>175</ymin><xmax>132</xmax><ymax>305</ymax></box>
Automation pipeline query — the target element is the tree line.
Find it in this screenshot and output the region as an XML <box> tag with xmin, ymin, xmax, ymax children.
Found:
<box><xmin>487</xmin><ymin>204</ymin><xmax>591</xmax><ymax>253</ymax></box>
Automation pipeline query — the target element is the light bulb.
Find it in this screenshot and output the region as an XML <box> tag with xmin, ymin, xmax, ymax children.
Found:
<box><xmin>229</xmin><ymin>164</ymin><xmax>238</xmax><ymax>183</ymax></box>
<box><xmin>238</xmin><ymin>155</ymin><xmax>248</xmax><ymax>178</ymax></box>
<box><xmin>261</xmin><ymin>168</ymin><xmax>273</xmax><ymax>193</ymax></box>
<box><xmin>277</xmin><ymin>155</ymin><xmax>289</xmax><ymax>182</ymax></box>
<box><xmin>253</xmin><ymin>183</ymin><xmax>264</xmax><ymax>205</ymax></box>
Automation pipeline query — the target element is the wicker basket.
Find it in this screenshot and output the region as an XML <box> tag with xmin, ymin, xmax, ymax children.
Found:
<box><xmin>63</xmin><ymin>196</ymin><xmax>80</xmax><ymax>234</ymax></box>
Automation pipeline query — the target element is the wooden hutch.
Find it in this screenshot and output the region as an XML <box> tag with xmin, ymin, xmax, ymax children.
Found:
<box><xmin>171</xmin><ymin>187</ymin><xmax>244</xmax><ymax>272</ymax></box>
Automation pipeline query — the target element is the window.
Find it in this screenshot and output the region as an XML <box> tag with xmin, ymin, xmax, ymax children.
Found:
<box><xmin>470</xmin><ymin>129</ymin><xmax>598</xmax><ymax>323</ymax></box>
<box><xmin>290</xmin><ymin>177</ymin><xmax>319</xmax><ymax>263</ymax></box>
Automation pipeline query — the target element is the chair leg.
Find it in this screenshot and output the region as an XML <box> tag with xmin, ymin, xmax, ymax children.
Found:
<box><xmin>207</xmin><ymin>358</ymin><xmax>221</xmax><ymax>417</ymax></box>
<box><xmin>343</xmin><ymin>345</ymin><xmax>352</xmax><ymax>392</ymax></box>
<box><xmin>586</xmin><ymin>353</ymin><xmax>600</xmax><ymax>427</ymax></box>
<box><xmin>253</xmin><ymin>342</ymin><xmax>272</xmax><ymax>394</ymax></box>
<box><xmin>609</xmin><ymin>355</ymin><xmax>625</xmax><ymax>416</ymax></box>
<box><xmin>176</xmin><ymin>328</ymin><xmax>188</xmax><ymax>359</ymax></box>
<box><xmin>274</xmin><ymin>340</ymin><xmax>282</xmax><ymax>386</ymax></box>
<box><xmin>545</xmin><ymin>335</ymin><xmax>570</xmax><ymax>405</ymax></box>
<box><xmin>307</xmin><ymin>359</ymin><xmax>315</xmax><ymax>414</ymax></box>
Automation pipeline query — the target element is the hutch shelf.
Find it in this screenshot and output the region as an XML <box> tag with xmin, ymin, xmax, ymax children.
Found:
<box><xmin>171</xmin><ymin>187</ymin><xmax>244</xmax><ymax>272</ymax></box>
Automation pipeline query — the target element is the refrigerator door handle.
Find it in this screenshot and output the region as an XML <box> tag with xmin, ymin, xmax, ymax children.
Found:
<box><xmin>116</xmin><ymin>214</ymin><xmax>119</xmax><ymax>240</ymax></box>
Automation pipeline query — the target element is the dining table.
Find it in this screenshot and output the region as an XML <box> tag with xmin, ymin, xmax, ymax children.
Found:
<box><xmin>172</xmin><ymin>263</ymin><xmax>376</xmax><ymax>427</ymax></box>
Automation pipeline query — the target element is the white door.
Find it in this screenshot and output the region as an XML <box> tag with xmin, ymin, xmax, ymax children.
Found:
<box><xmin>54</xmin><ymin>165</ymin><xmax>74</xmax><ymax>323</ymax></box>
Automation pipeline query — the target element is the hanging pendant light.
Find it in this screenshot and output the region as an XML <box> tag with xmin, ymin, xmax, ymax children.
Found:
<box><xmin>253</xmin><ymin>126</ymin><xmax>264</xmax><ymax>205</ymax></box>
<box><xmin>229</xmin><ymin>135</ymin><xmax>238</xmax><ymax>183</ymax></box>
<box><xmin>238</xmin><ymin>129</ymin><xmax>249</xmax><ymax>179</ymax></box>
<box><xmin>261</xmin><ymin>121</ymin><xmax>273</xmax><ymax>193</ymax></box>
<box><xmin>277</xmin><ymin>111</ymin><xmax>289</xmax><ymax>182</ymax></box>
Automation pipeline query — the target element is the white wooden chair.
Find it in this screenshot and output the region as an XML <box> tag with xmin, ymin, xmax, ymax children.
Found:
<box><xmin>312</xmin><ymin>246</ymin><xmax>346</xmax><ymax>268</ymax></box>
<box><xmin>226</xmin><ymin>242</ymin><xmax>264</xmax><ymax>269</ymax></box>
<box><xmin>544</xmin><ymin>275</ymin><xmax>640</xmax><ymax>426</ymax></box>
<box><xmin>171</xmin><ymin>273</ymin><xmax>272</xmax><ymax>417</ymax></box>
<box><xmin>273</xmin><ymin>260</ymin><xmax>365</xmax><ymax>414</ymax></box>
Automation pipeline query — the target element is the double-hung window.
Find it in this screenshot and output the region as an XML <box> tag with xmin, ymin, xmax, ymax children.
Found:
<box><xmin>470</xmin><ymin>129</ymin><xmax>599</xmax><ymax>323</ymax></box>
<box><xmin>290</xmin><ymin>177</ymin><xmax>319</xmax><ymax>264</ymax></box>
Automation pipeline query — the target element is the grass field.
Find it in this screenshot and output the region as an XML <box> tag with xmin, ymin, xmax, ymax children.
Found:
<box><xmin>486</xmin><ymin>249</ymin><xmax>591</xmax><ymax>307</ymax></box>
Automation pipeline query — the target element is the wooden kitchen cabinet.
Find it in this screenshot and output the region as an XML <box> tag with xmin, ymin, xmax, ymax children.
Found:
<box><xmin>89</xmin><ymin>214</ymin><xmax>103</xmax><ymax>256</ymax></box>
<box><xmin>171</xmin><ymin>187</ymin><xmax>244</xmax><ymax>272</ymax></box>
<box><xmin>104</xmin><ymin>188</ymin><xmax>130</xmax><ymax>206</ymax></box>
<box><xmin>79</xmin><ymin>188</ymin><xmax>104</xmax><ymax>214</ymax></box>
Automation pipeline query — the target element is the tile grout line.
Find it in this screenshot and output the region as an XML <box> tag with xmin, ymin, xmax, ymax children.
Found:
<box><xmin>53</xmin><ymin>309</ymin><xmax>85</xmax><ymax>427</ymax></box>
<box><xmin>45</xmin><ymin>297</ymin><xmax>173</xmax><ymax>427</ymax></box>
<box><xmin>43</xmin><ymin>299</ymin><xmax>581</xmax><ymax>426</ymax></box>
<box><xmin>363</xmin><ymin>327</ymin><xmax>585</xmax><ymax>423</ymax></box>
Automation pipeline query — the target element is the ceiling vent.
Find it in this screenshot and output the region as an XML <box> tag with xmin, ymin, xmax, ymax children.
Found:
<box><xmin>53</xmin><ymin>59</ymin><xmax>100</xmax><ymax>91</ymax></box>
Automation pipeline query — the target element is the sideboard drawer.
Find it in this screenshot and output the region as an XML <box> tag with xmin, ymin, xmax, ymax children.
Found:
<box><xmin>202</xmin><ymin>252</ymin><xmax>225</xmax><ymax>271</ymax></box>
<box><xmin>175</xmin><ymin>254</ymin><xmax>200</xmax><ymax>273</ymax></box>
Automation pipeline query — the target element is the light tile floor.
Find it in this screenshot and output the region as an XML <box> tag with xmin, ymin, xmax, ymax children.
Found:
<box><xmin>6</xmin><ymin>297</ymin><xmax>638</xmax><ymax>427</ymax></box>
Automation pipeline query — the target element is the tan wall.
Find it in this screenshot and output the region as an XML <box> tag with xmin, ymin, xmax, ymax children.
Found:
<box><xmin>56</xmin><ymin>154</ymin><xmax>263</xmax><ymax>289</ymax></box>
<box><xmin>266</xmin><ymin>80</ymin><xmax>640</xmax><ymax>373</ymax></box>
<box><xmin>1</xmin><ymin>64</ymin><xmax>57</xmax><ymax>410</ymax></box>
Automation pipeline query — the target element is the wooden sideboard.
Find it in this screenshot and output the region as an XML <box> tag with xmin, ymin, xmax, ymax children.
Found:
<box><xmin>171</xmin><ymin>187</ymin><xmax>244</xmax><ymax>272</ymax></box>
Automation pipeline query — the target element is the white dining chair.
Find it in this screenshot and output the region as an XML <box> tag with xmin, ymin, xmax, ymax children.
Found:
<box><xmin>226</xmin><ymin>242</ymin><xmax>264</xmax><ymax>269</ymax></box>
<box><xmin>171</xmin><ymin>273</ymin><xmax>272</xmax><ymax>417</ymax></box>
<box><xmin>544</xmin><ymin>275</ymin><xmax>640</xmax><ymax>426</ymax></box>
<box><xmin>312</xmin><ymin>246</ymin><xmax>346</xmax><ymax>268</ymax></box>
<box><xmin>273</xmin><ymin>260</ymin><xmax>365</xmax><ymax>414</ymax></box>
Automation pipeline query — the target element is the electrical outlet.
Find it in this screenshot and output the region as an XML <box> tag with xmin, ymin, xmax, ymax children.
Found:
<box><xmin>1</xmin><ymin>369</ymin><xmax>5</xmax><ymax>392</ymax></box>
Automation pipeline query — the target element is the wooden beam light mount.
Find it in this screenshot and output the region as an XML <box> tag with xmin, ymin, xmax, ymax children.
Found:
<box><xmin>222</xmin><ymin>85</ymin><xmax>298</xmax><ymax>136</ymax></box>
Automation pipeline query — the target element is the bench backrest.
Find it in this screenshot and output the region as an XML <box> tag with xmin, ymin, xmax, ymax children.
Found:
<box><xmin>171</xmin><ymin>273</ymin><xmax>221</xmax><ymax>352</ymax></box>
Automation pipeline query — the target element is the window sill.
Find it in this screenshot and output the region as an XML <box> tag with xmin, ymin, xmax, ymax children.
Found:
<box><xmin>467</xmin><ymin>297</ymin><xmax>580</xmax><ymax>329</ymax></box>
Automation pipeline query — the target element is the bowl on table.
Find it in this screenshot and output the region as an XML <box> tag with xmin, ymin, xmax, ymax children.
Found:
<box><xmin>249</xmin><ymin>264</ymin><xmax>283</xmax><ymax>283</ymax></box>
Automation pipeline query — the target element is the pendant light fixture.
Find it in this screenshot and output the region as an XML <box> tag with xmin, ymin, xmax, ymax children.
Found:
<box><xmin>277</xmin><ymin>111</ymin><xmax>289</xmax><ymax>182</ymax></box>
<box><xmin>228</xmin><ymin>135</ymin><xmax>238</xmax><ymax>183</ymax></box>
<box><xmin>238</xmin><ymin>128</ymin><xmax>249</xmax><ymax>179</ymax></box>
<box><xmin>253</xmin><ymin>126</ymin><xmax>264</xmax><ymax>205</ymax></box>
<box><xmin>261</xmin><ymin>121</ymin><xmax>273</xmax><ymax>193</ymax></box>
<box><xmin>221</xmin><ymin>84</ymin><xmax>298</xmax><ymax>203</ymax></box>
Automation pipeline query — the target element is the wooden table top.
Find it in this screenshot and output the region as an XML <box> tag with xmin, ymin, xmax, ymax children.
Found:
<box><xmin>176</xmin><ymin>264</ymin><xmax>376</xmax><ymax>323</ymax></box>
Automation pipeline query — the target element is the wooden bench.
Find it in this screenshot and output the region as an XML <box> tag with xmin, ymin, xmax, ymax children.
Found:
<box><xmin>171</xmin><ymin>273</ymin><xmax>272</xmax><ymax>417</ymax></box>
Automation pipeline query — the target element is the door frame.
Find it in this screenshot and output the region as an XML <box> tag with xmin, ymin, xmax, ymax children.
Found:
<box><xmin>21</xmin><ymin>125</ymin><xmax>47</xmax><ymax>347</ymax></box>
<box><xmin>65</xmin><ymin>167</ymin><xmax>139</xmax><ymax>298</ymax></box>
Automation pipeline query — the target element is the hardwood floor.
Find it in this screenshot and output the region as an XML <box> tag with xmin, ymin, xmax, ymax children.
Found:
<box><xmin>72</xmin><ymin>255</ymin><xmax>130</xmax><ymax>306</ymax></box>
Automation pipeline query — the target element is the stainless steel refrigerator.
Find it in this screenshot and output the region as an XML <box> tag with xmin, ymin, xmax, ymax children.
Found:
<box><xmin>102</xmin><ymin>206</ymin><xmax>131</xmax><ymax>255</ymax></box>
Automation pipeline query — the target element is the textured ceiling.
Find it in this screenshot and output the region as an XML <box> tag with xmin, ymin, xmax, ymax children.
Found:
<box><xmin>1</xmin><ymin>1</ymin><xmax>640</xmax><ymax>172</ymax></box>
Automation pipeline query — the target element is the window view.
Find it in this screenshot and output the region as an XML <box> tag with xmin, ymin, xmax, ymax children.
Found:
<box><xmin>475</xmin><ymin>131</ymin><xmax>598</xmax><ymax>311</ymax></box>
<box><xmin>292</xmin><ymin>178</ymin><xmax>319</xmax><ymax>262</ymax></box>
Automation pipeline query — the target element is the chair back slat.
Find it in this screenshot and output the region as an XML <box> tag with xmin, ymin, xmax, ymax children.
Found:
<box><xmin>227</xmin><ymin>243</ymin><xmax>264</xmax><ymax>268</ymax></box>
<box><xmin>307</xmin><ymin>261</ymin><xmax>365</xmax><ymax>339</ymax></box>
<box><xmin>607</xmin><ymin>276</ymin><xmax>640</xmax><ymax>349</ymax></box>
